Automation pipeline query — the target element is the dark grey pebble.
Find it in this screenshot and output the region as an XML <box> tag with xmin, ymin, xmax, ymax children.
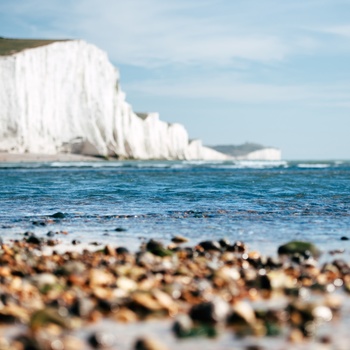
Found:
<box><xmin>88</xmin><ymin>331</ymin><xmax>116</xmax><ymax>348</ymax></box>
<box><xmin>32</xmin><ymin>221</ymin><xmax>46</xmax><ymax>226</ymax></box>
<box><xmin>341</xmin><ymin>236</ymin><xmax>349</xmax><ymax>241</ymax></box>
<box><xmin>115</xmin><ymin>227</ymin><xmax>127</xmax><ymax>232</ymax></box>
<box><xmin>116</xmin><ymin>247</ymin><xmax>129</xmax><ymax>254</ymax></box>
<box><xmin>71</xmin><ymin>298</ymin><xmax>95</xmax><ymax>318</ymax></box>
<box><xmin>198</xmin><ymin>240</ymin><xmax>221</xmax><ymax>251</ymax></box>
<box><xmin>51</xmin><ymin>212</ymin><xmax>65</xmax><ymax>219</ymax></box>
<box><xmin>26</xmin><ymin>234</ymin><xmax>42</xmax><ymax>244</ymax></box>
<box><xmin>189</xmin><ymin>299</ymin><xmax>230</xmax><ymax>324</ymax></box>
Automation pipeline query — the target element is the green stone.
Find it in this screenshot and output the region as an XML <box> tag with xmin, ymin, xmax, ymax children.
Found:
<box><xmin>277</xmin><ymin>241</ymin><xmax>321</xmax><ymax>258</ymax></box>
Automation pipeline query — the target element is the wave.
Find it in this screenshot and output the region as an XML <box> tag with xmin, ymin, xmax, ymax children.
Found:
<box><xmin>0</xmin><ymin>159</ymin><xmax>349</xmax><ymax>170</ymax></box>
<box><xmin>297</xmin><ymin>163</ymin><xmax>331</xmax><ymax>169</ymax></box>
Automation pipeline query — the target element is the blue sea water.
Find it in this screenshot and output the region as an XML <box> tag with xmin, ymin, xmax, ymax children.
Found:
<box><xmin>0</xmin><ymin>159</ymin><xmax>349</xmax><ymax>256</ymax></box>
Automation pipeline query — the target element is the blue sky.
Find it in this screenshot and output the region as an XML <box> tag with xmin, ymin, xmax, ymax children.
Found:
<box><xmin>1</xmin><ymin>0</ymin><xmax>350</xmax><ymax>159</ymax></box>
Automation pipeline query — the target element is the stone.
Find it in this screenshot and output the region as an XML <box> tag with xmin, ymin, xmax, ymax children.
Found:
<box><xmin>277</xmin><ymin>241</ymin><xmax>321</xmax><ymax>258</ymax></box>
<box><xmin>30</xmin><ymin>308</ymin><xmax>71</xmax><ymax>330</ymax></box>
<box><xmin>26</xmin><ymin>234</ymin><xmax>42</xmax><ymax>244</ymax></box>
<box><xmin>197</xmin><ymin>240</ymin><xmax>221</xmax><ymax>251</ymax></box>
<box><xmin>189</xmin><ymin>298</ymin><xmax>230</xmax><ymax>324</ymax></box>
<box><xmin>171</xmin><ymin>235</ymin><xmax>189</xmax><ymax>244</ymax></box>
<box><xmin>146</xmin><ymin>239</ymin><xmax>173</xmax><ymax>257</ymax></box>
<box><xmin>88</xmin><ymin>331</ymin><xmax>116</xmax><ymax>348</ymax></box>
<box><xmin>51</xmin><ymin>212</ymin><xmax>65</xmax><ymax>219</ymax></box>
<box><xmin>134</xmin><ymin>336</ymin><xmax>169</xmax><ymax>350</ymax></box>
<box><xmin>172</xmin><ymin>314</ymin><xmax>194</xmax><ymax>337</ymax></box>
<box><xmin>116</xmin><ymin>246</ymin><xmax>130</xmax><ymax>254</ymax></box>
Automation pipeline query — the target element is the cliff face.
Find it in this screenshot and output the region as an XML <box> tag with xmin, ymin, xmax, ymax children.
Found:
<box><xmin>0</xmin><ymin>39</ymin><xmax>227</xmax><ymax>160</ymax></box>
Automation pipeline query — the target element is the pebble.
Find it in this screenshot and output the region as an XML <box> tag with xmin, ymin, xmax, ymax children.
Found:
<box><xmin>51</xmin><ymin>212</ymin><xmax>66</xmax><ymax>219</ymax></box>
<box><xmin>134</xmin><ymin>336</ymin><xmax>169</xmax><ymax>350</ymax></box>
<box><xmin>88</xmin><ymin>331</ymin><xmax>116</xmax><ymax>348</ymax></box>
<box><xmin>0</xmin><ymin>236</ymin><xmax>346</xmax><ymax>348</ymax></box>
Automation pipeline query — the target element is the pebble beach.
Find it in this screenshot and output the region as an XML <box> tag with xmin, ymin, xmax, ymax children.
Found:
<box><xmin>0</xmin><ymin>233</ymin><xmax>349</xmax><ymax>349</ymax></box>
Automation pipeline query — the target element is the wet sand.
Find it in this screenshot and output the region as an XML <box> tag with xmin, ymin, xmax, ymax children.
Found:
<box><xmin>0</xmin><ymin>152</ymin><xmax>102</xmax><ymax>163</ymax></box>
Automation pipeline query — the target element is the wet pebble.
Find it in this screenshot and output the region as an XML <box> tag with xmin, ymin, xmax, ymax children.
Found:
<box><xmin>51</xmin><ymin>212</ymin><xmax>66</xmax><ymax>219</ymax></box>
<box><xmin>189</xmin><ymin>297</ymin><xmax>230</xmax><ymax>324</ymax></box>
<box><xmin>88</xmin><ymin>331</ymin><xmax>116</xmax><ymax>348</ymax></box>
<box><xmin>134</xmin><ymin>336</ymin><xmax>169</xmax><ymax>350</ymax></box>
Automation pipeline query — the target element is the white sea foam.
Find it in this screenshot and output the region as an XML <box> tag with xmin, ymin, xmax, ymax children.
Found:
<box><xmin>297</xmin><ymin>163</ymin><xmax>331</xmax><ymax>169</ymax></box>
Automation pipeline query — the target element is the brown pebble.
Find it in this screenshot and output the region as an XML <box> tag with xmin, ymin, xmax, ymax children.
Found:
<box><xmin>134</xmin><ymin>336</ymin><xmax>169</xmax><ymax>350</ymax></box>
<box><xmin>171</xmin><ymin>235</ymin><xmax>189</xmax><ymax>244</ymax></box>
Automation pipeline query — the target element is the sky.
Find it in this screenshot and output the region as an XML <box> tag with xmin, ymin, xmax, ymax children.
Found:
<box><xmin>1</xmin><ymin>0</ymin><xmax>350</xmax><ymax>159</ymax></box>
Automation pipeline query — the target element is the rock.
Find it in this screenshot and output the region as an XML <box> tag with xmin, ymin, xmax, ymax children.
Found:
<box><xmin>13</xmin><ymin>335</ymin><xmax>41</xmax><ymax>350</ymax></box>
<box><xmin>218</xmin><ymin>238</ymin><xmax>230</xmax><ymax>248</ymax></box>
<box><xmin>277</xmin><ymin>241</ymin><xmax>321</xmax><ymax>258</ymax></box>
<box><xmin>227</xmin><ymin>301</ymin><xmax>258</xmax><ymax>336</ymax></box>
<box><xmin>32</xmin><ymin>221</ymin><xmax>46</xmax><ymax>226</ymax></box>
<box><xmin>51</xmin><ymin>212</ymin><xmax>65</xmax><ymax>219</ymax></box>
<box><xmin>171</xmin><ymin>235</ymin><xmax>189</xmax><ymax>244</ymax></box>
<box><xmin>172</xmin><ymin>314</ymin><xmax>194</xmax><ymax>337</ymax></box>
<box><xmin>227</xmin><ymin>241</ymin><xmax>247</xmax><ymax>253</ymax></box>
<box><xmin>70</xmin><ymin>298</ymin><xmax>95</xmax><ymax>318</ymax></box>
<box><xmin>88</xmin><ymin>331</ymin><xmax>116</xmax><ymax>348</ymax></box>
<box><xmin>189</xmin><ymin>298</ymin><xmax>230</xmax><ymax>324</ymax></box>
<box><xmin>30</xmin><ymin>308</ymin><xmax>71</xmax><ymax>330</ymax></box>
<box><xmin>340</xmin><ymin>236</ymin><xmax>349</xmax><ymax>241</ymax></box>
<box><xmin>116</xmin><ymin>246</ymin><xmax>130</xmax><ymax>254</ymax></box>
<box><xmin>26</xmin><ymin>234</ymin><xmax>42</xmax><ymax>244</ymax></box>
<box><xmin>288</xmin><ymin>301</ymin><xmax>333</xmax><ymax>337</ymax></box>
<box><xmin>104</xmin><ymin>244</ymin><xmax>116</xmax><ymax>256</ymax></box>
<box><xmin>197</xmin><ymin>240</ymin><xmax>221</xmax><ymax>251</ymax></box>
<box><xmin>31</xmin><ymin>273</ymin><xmax>58</xmax><ymax>290</ymax></box>
<box><xmin>134</xmin><ymin>336</ymin><xmax>169</xmax><ymax>350</ymax></box>
<box><xmin>146</xmin><ymin>240</ymin><xmax>173</xmax><ymax>257</ymax></box>
<box><xmin>116</xmin><ymin>276</ymin><xmax>138</xmax><ymax>292</ymax></box>
<box><xmin>89</xmin><ymin>269</ymin><xmax>114</xmax><ymax>287</ymax></box>
<box><xmin>59</xmin><ymin>261</ymin><xmax>86</xmax><ymax>275</ymax></box>
<box><xmin>130</xmin><ymin>292</ymin><xmax>163</xmax><ymax>313</ymax></box>
<box><xmin>46</xmin><ymin>231</ymin><xmax>55</xmax><ymax>237</ymax></box>
<box><xmin>115</xmin><ymin>227</ymin><xmax>127</xmax><ymax>232</ymax></box>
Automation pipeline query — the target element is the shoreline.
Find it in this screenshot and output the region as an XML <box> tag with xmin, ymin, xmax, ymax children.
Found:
<box><xmin>0</xmin><ymin>152</ymin><xmax>102</xmax><ymax>163</ymax></box>
<box><xmin>0</xmin><ymin>236</ymin><xmax>349</xmax><ymax>349</ymax></box>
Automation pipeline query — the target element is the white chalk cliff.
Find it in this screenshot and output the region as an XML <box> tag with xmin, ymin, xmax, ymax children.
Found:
<box><xmin>0</xmin><ymin>39</ymin><xmax>228</xmax><ymax>160</ymax></box>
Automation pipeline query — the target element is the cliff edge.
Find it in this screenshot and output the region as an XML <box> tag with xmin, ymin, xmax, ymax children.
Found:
<box><xmin>0</xmin><ymin>38</ymin><xmax>227</xmax><ymax>161</ymax></box>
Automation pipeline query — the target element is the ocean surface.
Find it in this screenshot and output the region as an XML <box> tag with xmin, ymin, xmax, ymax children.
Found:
<box><xmin>0</xmin><ymin>159</ymin><xmax>349</xmax><ymax>256</ymax></box>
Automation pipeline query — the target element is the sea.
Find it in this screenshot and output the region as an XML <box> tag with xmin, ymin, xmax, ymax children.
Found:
<box><xmin>0</xmin><ymin>159</ymin><xmax>349</xmax><ymax>257</ymax></box>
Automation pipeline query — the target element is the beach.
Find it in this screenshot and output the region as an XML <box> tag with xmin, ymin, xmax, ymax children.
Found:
<box><xmin>0</xmin><ymin>235</ymin><xmax>349</xmax><ymax>350</ymax></box>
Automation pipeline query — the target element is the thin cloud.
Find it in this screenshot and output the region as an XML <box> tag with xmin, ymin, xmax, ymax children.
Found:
<box><xmin>0</xmin><ymin>0</ymin><xmax>310</xmax><ymax>67</ymax></box>
<box><xmin>125</xmin><ymin>76</ymin><xmax>350</xmax><ymax>105</ymax></box>
<box><xmin>319</xmin><ymin>25</ymin><xmax>350</xmax><ymax>37</ymax></box>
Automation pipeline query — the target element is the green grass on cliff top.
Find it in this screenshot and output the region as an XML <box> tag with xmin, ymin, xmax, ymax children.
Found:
<box><xmin>0</xmin><ymin>37</ymin><xmax>69</xmax><ymax>56</ymax></box>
